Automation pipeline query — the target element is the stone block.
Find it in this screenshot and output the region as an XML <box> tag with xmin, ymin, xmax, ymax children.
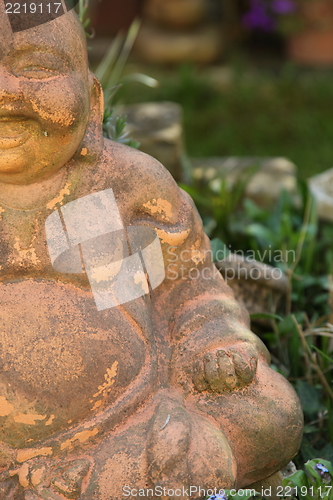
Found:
<box><xmin>134</xmin><ymin>22</ymin><xmax>223</xmax><ymax>64</ymax></box>
<box><xmin>120</xmin><ymin>102</ymin><xmax>186</xmax><ymax>181</ymax></box>
<box><xmin>309</xmin><ymin>167</ymin><xmax>333</xmax><ymax>222</ymax></box>
<box><xmin>216</xmin><ymin>254</ymin><xmax>289</xmax><ymax>326</ymax></box>
<box><xmin>143</xmin><ymin>0</ymin><xmax>207</xmax><ymax>29</ymax></box>
<box><xmin>192</xmin><ymin>156</ymin><xmax>298</xmax><ymax>205</ymax></box>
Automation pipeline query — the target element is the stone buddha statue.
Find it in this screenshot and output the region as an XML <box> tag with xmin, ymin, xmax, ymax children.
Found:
<box><xmin>0</xmin><ymin>3</ymin><xmax>303</xmax><ymax>499</ymax></box>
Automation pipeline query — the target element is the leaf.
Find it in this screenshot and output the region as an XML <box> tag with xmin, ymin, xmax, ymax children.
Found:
<box><xmin>283</xmin><ymin>469</ymin><xmax>308</xmax><ymax>489</ymax></box>
<box><xmin>121</xmin><ymin>73</ymin><xmax>159</xmax><ymax>88</ymax></box>
<box><xmin>320</xmin><ymin>444</ymin><xmax>333</xmax><ymax>463</ymax></box>
<box><xmin>243</xmin><ymin>198</ymin><xmax>267</xmax><ymax>220</ymax></box>
<box><xmin>300</xmin><ymin>436</ymin><xmax>322</xmax><ymax>462</ymax></box>
<box><xmin>303</xmin><ymin>425</ymin><xmax>319</xmax><ymax>434</ymax></box>
<box><xmin>295</xmin><ymin>380</ymin><xmax>322</xmax><ymax>420</ymax></box>
<box><xmin>312</xmin><ymin>346</ymin><xmax>333</xmax><ymax>365</ymax></box>
<box><xmin>277</xmin><ymin>313</ymin><xmax>303</xmax><ymax>337</ymax></box>
<box><xmin>246</xmin><ymin>223</ymin><xmax>275</xmax><ymax>246</ymax></box>
<box><xmin>179</xmin><ymin>184</ymin><xmax>213</xmax><ymax>209</ymax></box>
<box><xmin>211</xmin><ymin>238</ymin><xmax>229</xmax><ymax>261</ymax></box>
<box><xmin>250</xmin><ymin>313</ymin><xmax>284</xmax><ymax>322</ymax></box>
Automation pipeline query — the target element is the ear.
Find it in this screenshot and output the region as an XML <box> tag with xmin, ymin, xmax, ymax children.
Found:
<box><xmin>72</xmin><ymin>72</ymin><xmax>104</xmax><ymax>163</ymax></box>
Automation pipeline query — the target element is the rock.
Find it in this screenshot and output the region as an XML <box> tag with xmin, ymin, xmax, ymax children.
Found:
<box><xmin>134</xmin><ymin>22</ymin><xmax>223</xmax><ymax>64</ymax></box>
<box><xmin>215</xmin><ymin>254</ymin><xmax>289</xmax><ymax>326</ymax></box>
<box><xmin>249</xmin><ymin>470</ymin><xmax>284</xmax><ymax>500</ymax></box>
<box><xmin>143</xmin><ymin>0</ymin><xmax>207</xmax><ymax>29</ymax></box>
<box><xmin>119</xmin><ymin>102</ymin><xmax>186</xmax><ymax>181</ymax></box>
<box><xmin>192</xmin><ymin>156</ymin><xmax>298</xmax><ymax>205</ymax></box>
<box><xmin>308</xmin><ymin>167</ymin><xmax>333</xmax><ymax>222</ymax></box>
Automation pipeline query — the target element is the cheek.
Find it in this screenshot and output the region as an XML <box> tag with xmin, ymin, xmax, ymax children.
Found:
<box><xmin>24</xmin><ymin>77</ymin><xmax>89</xmax><ymax>129</ymax></box>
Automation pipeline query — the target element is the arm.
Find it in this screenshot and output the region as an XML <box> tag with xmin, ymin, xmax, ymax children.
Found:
<box><xmin>125</xmin><ymin>150</ymin><xmax>270</xmax><ymax>395</ymax></box>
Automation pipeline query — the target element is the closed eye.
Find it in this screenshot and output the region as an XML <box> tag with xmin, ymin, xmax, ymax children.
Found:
<box><xmin>19</xmin><ymin>65</ymin><xmax>59</xmax><ymax>78</ymax></box>
<box><xmin>12</xmin><ymin>53</ymin><xmax>66</xmax><ymax>79</ymax></box>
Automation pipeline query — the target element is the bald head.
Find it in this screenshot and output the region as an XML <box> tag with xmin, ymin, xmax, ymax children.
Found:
<box><xmin>0</xmin><ymin>3</ymin><xmax>88</xmax><ymax>75</ymax></box>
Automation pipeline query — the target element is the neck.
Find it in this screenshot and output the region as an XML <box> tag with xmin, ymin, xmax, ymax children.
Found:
<box><xmin>0</xmin><ymin>168</ymin><xmax>68</xmax><ymax>210</ymax></box>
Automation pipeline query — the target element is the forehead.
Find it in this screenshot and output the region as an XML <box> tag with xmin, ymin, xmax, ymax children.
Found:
<box><xmin>0</xmin><ymin>6</ymin><xmax>88</xmax><ymax>71</ymax></box>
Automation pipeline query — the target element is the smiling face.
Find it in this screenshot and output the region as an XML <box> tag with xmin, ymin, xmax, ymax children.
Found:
<box><xmin>0</xmin><ymin>7</ymin><xmax>91</xmax><ymax>184</ymax></box>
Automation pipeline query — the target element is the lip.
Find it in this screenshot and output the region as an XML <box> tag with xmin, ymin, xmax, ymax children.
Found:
<box><xmin>0</xmin><ymin>117</ymin><xmax>31</xmax><ymax>149</ymax></box>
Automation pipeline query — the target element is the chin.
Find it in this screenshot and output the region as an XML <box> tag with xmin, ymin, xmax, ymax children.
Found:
<box><xmin>0</xmin><ymin>159</ymin><xmax>28</xmax><ymax>181</ymax></box>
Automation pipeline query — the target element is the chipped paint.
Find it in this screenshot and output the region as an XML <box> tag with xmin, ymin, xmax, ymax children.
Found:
<box><xmin>60</xmin><ymin>428</ymin><xmax>99</xmax><ymax>451</ymax></box>
<box><xmin>31</xmin><ymin>466</ymin><xmax>46</xmax><ymax>487</ymax></box>
<box><xmin>93</xmin><ymin>361</ymin><xmax>118</xmax><ymax>399</ymax></box>
<box><xmin>190</xmin><ymin>239</ymin><xmax>205</xmax><ymax>264</ymax></box>
<box><xmin>30</xmin><ymin>99</ymin><xmax>75</xmax><ymax>127</ymax></box>
<box><xmin>17</xmin><ymin>447</ymin><xmax>53</xmax><ymax>463</ymax></box>
<box><xmin>89</xmin><ymin>260</ymin><xmax>122</xmax><ymax>284</ymax></box>
<box><xmin>156</xmin><ymin>228</ymin><xmax>190</xmax><ymax>246</ymax></box>
<box><xmin>13</xmin><ymin>237</ymin><xmax>40</xmax><ymax>266</ymax></box>
<box><xmin>134</xmin><ymin>270</ymin><xmax>149</xmax><ymax>294</ymax></box>
<box><xmin>14</xmin><ymin>413</ymin><xmax>46</xmax><ymax>425</ymax></box>
<box><xmin>0</xmin><ymin>396</ymin><xmax>14</xmax><ymax>416</ymax></box>
<box><xmin>46</xmin><ymin>182</ymin><xmax>72</xmax><ymax>210</ymax></box>
<box><xmin>91</xmin><ymin>400</ymin><xmax>103</xmax><ymax>411</ymax></box>
<box><xmin>18</xmin><ymin>463</ymin><xmax>30</xmax><ymax>488</ymax></box>
<box><xmin>81</xmin><ymin>147</ymin><xmax>88</xmax><ymax>156</ymax></box>
<box><xmin>143</xmin><ymin>199</ymin><xmax>173</xmax><ymax>219</ymax></box>
<box><xmin>45</xmin><ymin>414</ymin><xmax>55</xmax><ymax>426</ymax></box>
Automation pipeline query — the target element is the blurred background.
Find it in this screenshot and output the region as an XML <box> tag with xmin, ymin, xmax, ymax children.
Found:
<box><xmin>85</xmin><ymin>0</ymin><xmax>333</xmax><ymax>183</ymax></box>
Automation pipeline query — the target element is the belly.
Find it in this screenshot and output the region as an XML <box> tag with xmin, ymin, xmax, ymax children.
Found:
<box><xmin>0</xmin><ymin>279</ymin><xmax>154</xmax><ymax>449</ymax></box>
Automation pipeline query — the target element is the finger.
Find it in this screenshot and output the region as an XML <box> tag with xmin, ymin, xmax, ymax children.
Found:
<box><xmin>204</xmin><ymin>353</ymin><xmax>224</xmax><ymax>392</ymax></box>
<box><xmin>228</xmin><ymin>348</ymin><xmax>257</xmax><ymax>385</ymax></box>
<box><xmin>217</xmin><ymin>350</ymin><xmax>237</xmax><ymax>391</ymax></box>
<box><xmin>193</xmin><ymin>360</ymin><xmax>209</xmax><ymax>392</ymax></box>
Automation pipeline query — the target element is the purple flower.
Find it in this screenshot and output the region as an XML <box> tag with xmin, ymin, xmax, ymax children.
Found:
<box><xmin>242</xmin><ymin>1</ymin><xmax>276</xmax><ymax>31</ymax></box>
<box><xmin>207</xmin><ymin>494</ymin><xmax>228</xmax><ymax>500</ymax></box>
<box><xmin>242</xmin><ymin>0</ymin><xmax>276</xmax><ymax>31</ymax></box>
<box><xmin>242</xmin><ymin>0</ymin><xmax>296</xmax><ymax>32</ymax></box>
<box><xmin>271</xmin><ymin>0</ymin><xmax>296</xmax><ymax>14</ymax></box>
<box><xmin>315</xmin><ymin>463</ymin><xmax>331</xmax><ymax>484</ymax></box>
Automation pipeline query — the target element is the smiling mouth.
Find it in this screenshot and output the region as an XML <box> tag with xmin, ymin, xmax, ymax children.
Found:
<box><xmin>0</xmin><ymin>117</ymin><xmax>31</xmax><ymax>149</ymax></box>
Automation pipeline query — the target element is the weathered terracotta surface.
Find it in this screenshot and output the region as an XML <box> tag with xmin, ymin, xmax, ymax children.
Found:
<box><xmin>0</xmin><ymin>6</ymin><xmax>303</xmax><ymax>499</ymax></box>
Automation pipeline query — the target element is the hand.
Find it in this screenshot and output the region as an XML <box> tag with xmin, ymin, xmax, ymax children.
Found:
<box><xmin>193</xmin><ymin>346</ymin><xmax>258</xmax><ymax>393</ymax></box>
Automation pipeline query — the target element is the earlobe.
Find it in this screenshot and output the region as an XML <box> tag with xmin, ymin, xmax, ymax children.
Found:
<box><xmin>89</xmin><ymin>72</ymin><xmax>104</xmax><ymax>124</ymax></box>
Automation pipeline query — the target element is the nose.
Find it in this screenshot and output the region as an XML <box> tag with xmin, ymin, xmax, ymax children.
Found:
<box><xmin>0</xmin><ymin>67</ymin><xmax>21</xmax><ymax>101</ymax></box>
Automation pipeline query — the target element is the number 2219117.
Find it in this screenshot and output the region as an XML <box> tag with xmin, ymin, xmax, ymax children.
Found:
<box><xmin>277</xmin><ymin>485</ymin><xmax>332</xmax><ymax>497</ymax></box>
<box><xmin>5</xmin><ymin>3</ymin><xmax>62</xmax><ymax>14</ymax></box>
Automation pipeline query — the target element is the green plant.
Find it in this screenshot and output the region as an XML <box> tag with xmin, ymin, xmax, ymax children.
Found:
<box><xmin>183</xmin><ymin>172</ymin><xmax>333</xmax><ymax>462</ymax></box>
<box><xmin>77</xmin><ymin>0</ymin><xmax>158</xmax><ymax>147</ymax></box>
<box><xmin>206</xmin><ymin>459</ymin><xmax>333</xmax><ymax>499</ymax></box>
<box><xmin>282</xmin><ymin>459</ymin><xmax>333</xmax><ymax>500</ymax></box>
<box><xmin>103</xmin><ymin>109</ymin><xmax>140</xmax><ymax>148</ymax></box>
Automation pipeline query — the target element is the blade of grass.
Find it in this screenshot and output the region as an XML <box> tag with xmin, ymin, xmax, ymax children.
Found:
<box><xmin>292</xmin><ymin>315</ymin><xmax>333</xmax><ymax>403</ymax></box>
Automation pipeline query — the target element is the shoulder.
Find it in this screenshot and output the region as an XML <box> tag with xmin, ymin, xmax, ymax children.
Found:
<box><xmin>102</xmin><ymin>139</ymin><xmax>176</xmax><ymax>187</ymax></box>
<box><xmin>97</xmin><ymin>139</ymin><xmax>188</xmax><ymax>224</ymax></box>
